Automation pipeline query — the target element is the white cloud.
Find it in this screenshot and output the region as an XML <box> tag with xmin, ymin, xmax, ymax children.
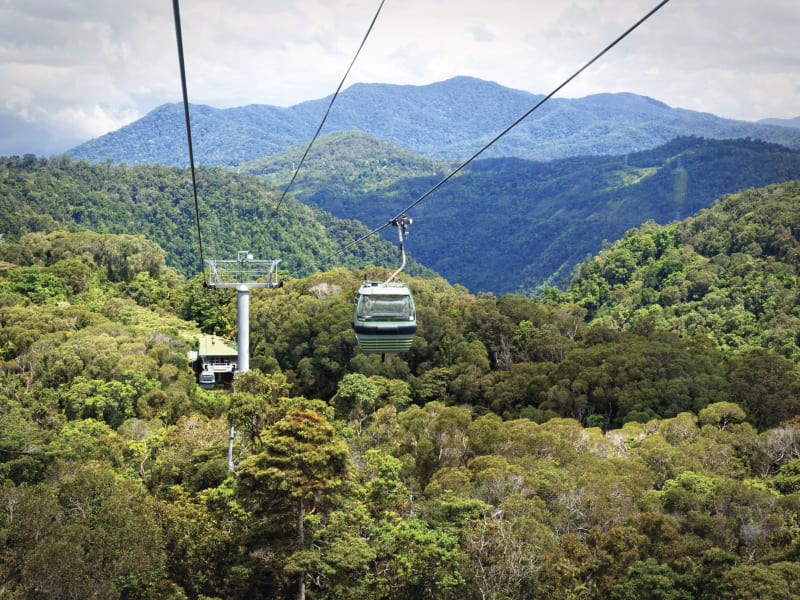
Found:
<box><xmin>0</xmin><ymin>0</ymin><xmax>798</xmax><ymax>155</ymax></box>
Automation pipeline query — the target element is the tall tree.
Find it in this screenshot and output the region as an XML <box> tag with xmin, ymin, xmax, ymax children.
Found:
<box><xmin>236</xmin><ymin>405</ymin><xmax>349</xmax><ymax>599</ymax></box>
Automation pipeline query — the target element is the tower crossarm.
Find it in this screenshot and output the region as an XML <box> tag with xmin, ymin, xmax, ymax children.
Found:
<box><xmin>205</xmin><ymin>251</ymin><xmax>282</xmax><ymax>289</ymax></box>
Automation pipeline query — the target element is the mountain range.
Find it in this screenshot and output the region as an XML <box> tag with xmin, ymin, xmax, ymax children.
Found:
<box><xmin>241</xmin><ymin>132</ymin><xmax>800</xmax><ymax>294</ymax></box>
<box><xmin>759</xmin><ymin>116</ymin><xmax>800</xmax><ymax>129</ymax></box>
<box><xmin>26</xmin><ymin>77</ymin><xmax>800</xmax><ymax>295</ymax></box>
<box><xmin>67</xmin><ymin>76</ymin><xmax>800</xmax><ymax>166</ymax></box>
<box><xmin>7</xmin><ymin>134</ymin><xmax>800</xmax><ymax>297</ymax></box>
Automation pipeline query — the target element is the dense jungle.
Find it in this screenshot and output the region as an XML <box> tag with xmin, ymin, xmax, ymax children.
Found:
<box><xmin>1</xmin><ymin>178</ymin><xmax>799</xmax><ymax>598</ymax></box>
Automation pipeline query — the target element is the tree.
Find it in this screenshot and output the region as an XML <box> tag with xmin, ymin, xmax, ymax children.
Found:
<box><xmin>718</xmin><ymin>562</ymin><xmax>800</xmax><ymax>600</ymax></box>
<box><xmin>228</xmin><ymin>369</ymin><xmax>291</xmax><ymax>444</ymax></box>
<box><xmin>144</xmin><ymin>414</ymin><xmax>228</xmax><ymax>493</ymax></box>
<box><xmin>397</xmin><ymin>402</ymin><xmax>472</xmax><ymax>492</ymax></box>
<box><xmin>236</xmin><ymin>407</ymin><xmax>349</xmax><ymax>600</ymax></box>
<box><xmin>610</xmin><ymin>558</ymin><xmax>694</xmax><ymax>600</ymax></box>
<box><xmin>727</xmin><ymin>348</ymin><xmax>800</xmax><ymax>429</ymax></box>
<box><xmin>1</xmin><ymin>461</ymin><xmax>166</xmax><ymax>599</ymax></box>
<box><xmin>331</xmin><ymin>373</ymin><xmax>382</xmax><ymax>434</ymax></box>
<box><xmin>3</xmin><ymin>266</ymin><xmax>67</xmax><ymax>304</ymax></box>
<box><xmin>157</xmin><ymin>484</ymin><xmax>242</xmax><ymax>598</ymax></box>
<box><xmin>698</xmin><ymin>401</ymin><xmax>747</xmax><ymax>431</ymax></box>
<box><xmin>172</xmin><ymin>275</ymin><xmax>234</xmax><ymax>334</ymax></box>
<box><xmin>460</xmin><ymin>507</ymin><xmax>544</xmax><ymax>599</ymax></box>
<box><xmin>769</xmin><ymin>458</ymin><xmax>800</xmax><ymax>494</ymax></box>
<box><xmin>332</xmin><ymin>374</ymin><xmax>412</xmax><ymax>433</ymax></box>
<box><xmin>366</xmin><ymin>515</ymin><xmax>464</xmax><ymax>600</ymax></box>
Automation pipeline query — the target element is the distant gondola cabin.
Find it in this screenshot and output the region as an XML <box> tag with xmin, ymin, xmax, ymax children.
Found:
<box><xmin>190</xmin><ymin>334</ymin><xmax>238</xmax><ymax>389</ymax></box>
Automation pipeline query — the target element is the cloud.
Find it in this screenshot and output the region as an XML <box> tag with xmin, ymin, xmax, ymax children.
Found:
<box><xmin>0</xmin><ymin>0</ymin><xmax>178</xmax><ymax>151</ymax></box>
<box><xmin>0</xmin><ymin>0</ymin><xmax>798</xmax><ymax>156</ymax></box>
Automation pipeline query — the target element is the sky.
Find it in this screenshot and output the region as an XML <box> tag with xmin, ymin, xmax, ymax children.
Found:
<box><xmin>1</xmin><ymin>0</ymin><xmax>798</xmax><ymax>157</ymax></box>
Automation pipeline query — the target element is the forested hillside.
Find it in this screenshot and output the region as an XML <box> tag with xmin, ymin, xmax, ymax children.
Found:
<box><xmin>2</xmin><ymin>189</ymin><xmax>800</xmax><ymax>598</ymax></box>
<box><xmin>240</xmin><ymin>130</ymin><xmax>455</xmax><ymax>198</ymax></box>
<box><xmin>566</xmin><ymin>182</ymin><xmax>800</xmax><ymax>361</ymax></box>
<box><xmin>67</xmin><ymin>77</ymin><xmax>800</xmax><ymax>166</ymax></box>
<box><xmin>0</xmin><ymin>154</ymin><xmax>430</xmax><ymax>279</ymax></box>
<box><xmin>760</xmin><ymin>116</ymin><xmax>800</xmax><ymax>129</ymax></box>
<box><xmin>265</xmin><ymin>135</ymin><xmax>800</xmax><ymax>295</ymax></box>
<box><xmin>7</xmin><ymin>136</ymin><xmax>800</xmax><ymax>303</ymax></box>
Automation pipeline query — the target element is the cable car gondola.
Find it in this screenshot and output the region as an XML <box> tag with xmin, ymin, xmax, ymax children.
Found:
<box><xmin>353</xmin><ymin>280</ymin><xmax>416</xmax><ymax>354</ymax></box>
<box><xmin>353</xmin><ymin>215</ymin><xmax>417</xmax><ymax>355</ymax></box>
<box><xmin>199</xmin><ymin>371</ymin><xmax>216</xmax><ymax>389</ymax></box>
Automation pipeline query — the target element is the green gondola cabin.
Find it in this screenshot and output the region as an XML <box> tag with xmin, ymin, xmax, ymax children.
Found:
<box><xmin>353</xmin><ymin>280</ymin><xmax>417</xmax><ymax>354</ymax></box>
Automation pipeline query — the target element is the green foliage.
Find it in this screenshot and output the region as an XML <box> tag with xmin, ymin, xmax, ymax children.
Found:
<box><xmin>228</xmin><ymin>369</ymin><xmax>291</xmax><ymax>442</ymax></box>
<box><xmin>3</xmin><ymin>211</ymin><xmax>800</xmax><ymax>599</ymax></box>
<box><xmin>274</xmin><ymin>136</ymin><xmax>800</xmax><ymax>295</ymax></box>
<box><xmin>172</xmin><ymin>276</ymin><xmax>234</xmax><ymax>334</ymax></box>
<box><xmin>1</xmin><ymin>266</ymin><xmax>67</xmax><ymax>304</ymax></box>
<box><xmin>14</xmin><ymin>132</ymin><xmax>800</xmax><ymax>299</ymax></box>
<box><xmin>566</xmin><ymin>182</ymin><xmax>800</xmax><ymax>361</ymax></box>
<box><xmin>60</xmin><ymin>376</ymin><xmax>140</xmax><ymax>428</ymax></box>
<box><xmin>0</xmin><ymin>156</ymin><xmax>431</xmax><ymax>283</ymax></box>
<box><xmin>697</xmin><ymin>401</ymin><xmax>747</xmax><ymax>430</ymax></box>
<box><xmin>242</xmin><ymin>130</ymin><xmax>454</xmax><ymax>199</ymax></box>
<box><xmin>235</xmin><ymin>406</ymin><xmax>350</xmax><ymax>598</ymax></box>
<box><xmin>331</xmin><ymin>372</ymin><xmax>411</xmax><ymax>434</ymax></box>
<box><xmin>769</xmin><ymin>459</ymin><xmax>800</xmax><ymax>495</ymax></box>
<box><xmin>365</xmin><ymin>515</ymin><xmax>465</xmax><ymax>599</ymax></box>
<box><xmin>717</xmin><ymin>562</ymin><xmax>800</xmax><ymax>599</ymax></box>
<box><xmin>727</xmin><ymin>348</ymin><xmax>800</xmax><ymax>429</ymax></box>
<box><xmin>610</xmin><ymin>558</ymin><xmax>694</xmax><ymax>600</ymax></box>
<box><xmin>0</xmin><ymin>461</ymin><xmax>166</xmax><ymax>598</ymax></box>
<box><xmin>238</xmin><ymin>407</ymin><xmax>348</xmax><ymax>505</ymax></box>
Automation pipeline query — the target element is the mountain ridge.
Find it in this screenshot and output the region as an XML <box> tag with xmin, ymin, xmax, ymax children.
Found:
<box><xmin>759</xmin><ymin>116</ymin><xmax>800</xmax><ymax>129</ymax></box>
<box><xmin>67</xmin><ymin>76</ymin><xmax>800</xmax><ymax>166</ymax></box>
<box><xmin>246</xmin><ymin>133</ymin><xmax>800</xmax><ymax>295</ymax></box>
<box><xmin>0</xmin><ymin>155</ymin><xmax>434</xmax><ymax>280</ymax></box>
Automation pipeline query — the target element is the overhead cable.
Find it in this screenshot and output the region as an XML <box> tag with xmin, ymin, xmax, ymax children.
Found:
<box><xmin>268</xmin><ymin>0</ymin><xmax>387</xmax><ymax>219</ymax></box>
<box><xmin>172</xmin><ymin>0</ymin><xmax>206</xmax><ymax>277</ymax></box>
<box><xmin>332</xmin><ymin>0</ymin><xmax>673</xmax><ymax>257</ymax></box>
